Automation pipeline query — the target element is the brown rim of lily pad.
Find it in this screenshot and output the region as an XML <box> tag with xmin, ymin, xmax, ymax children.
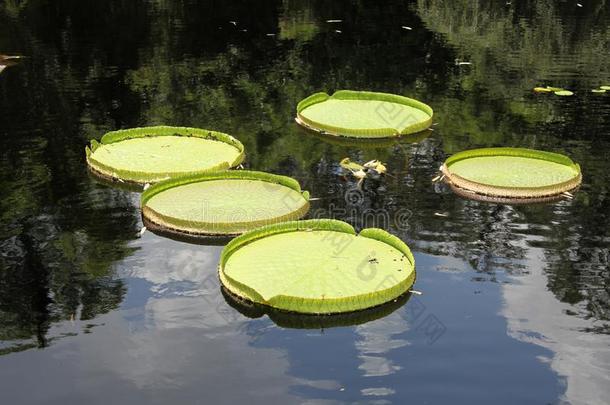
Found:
<box><xmin>86</xmin><ymin>126</ymin><xmax>245</xmax><ymax>187</ymax></box>
<box><xmin>141</xmin><ymin>215</ymin><xmax>234</xmax><ymax>246</ymax></box>
<box><xmin>441</xmin><ymin>147</ymin><xmax>582</xmax><ymax>203</ymax></box>
<box><xmin>141</xmin><ymin>171</ymin><xmax>310</xmax><ymax>238</ymax></box>
<box><xmin>295</xmin><ymin>116</ymin><xmax>433</xmax><ymax>148</ymax></box>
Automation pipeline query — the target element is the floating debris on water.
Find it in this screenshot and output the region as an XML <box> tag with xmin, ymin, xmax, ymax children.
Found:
<box><xmin>137</xmin><ymin>227</ymin><xmax>147</xmax><ymax>237</ymax></box>
<box><xmin>402</xmin><ymin>26</ymin><xmax>413</xmax><ymax>30</ymax></box>
<box><xmin>326</xmin><ymin>19</ymin><xmax>343</xmax><ymax>23</ymax></box>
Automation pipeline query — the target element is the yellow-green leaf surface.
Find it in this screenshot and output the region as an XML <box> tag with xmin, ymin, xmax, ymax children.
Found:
<box><xmin>220</xmin><ymin>219</ymin><xmax>415</xmax><ymax>314</ymax></box>
<box><xmin>297</xmin><ymin>90</ymin><xmax>433</xmax><ymax>138</ymax></box>
<box><xmin>86</xmin><ymin>126</ymin><xmax>244</xmax><ymax>184</ymax></box>
<box><xmin>554</xmin><ymin>90</ymin><xmax>574</xmax><ymax>96</ymax></box>
<box><xmin>142</xmin><ymin>171</ymin><xmax>309</xmax><ymax>235</ymax></box>
<box><xmin>445</xmin><ymin>148</ymin><xmax>580</xmax><ymax>188</ymax></box>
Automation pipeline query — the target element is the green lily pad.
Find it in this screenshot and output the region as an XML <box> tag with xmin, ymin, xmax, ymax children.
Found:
<box><xmin>533</xmin><ymin>87</ymin><xmax>553</xmax><ymax>93</ymax></box>
<box><xmin>296</xmin><ymin>90</ymin><xmax>433</xmax><ymax>138</ymax></box>
<box><xmin>222</xmin><ymin>284</ymin><xmax>412</xmax><ymax>328</ymax></box>
<box><xmin>554</xmin><ymin>90</ymin><xmax>574</xmax><ymax>96</ymax></box>
<box><xmin>600</xmin><ymin>85</ymin><xmax>610</xmax><ymax>90</ymax></box>
<box><xmin>219</xmin><ymin>219</ymin><xmax>415</xmax><ymax>314</ymax></box>
<box><xmin>545</xmin><ymin>86</ymin><xmax>564</xmax><ymax>92</ymax></box>
<box><xmin>142</xmin><ymin>171</ymin><xmax>310</xmax><ymax>237</ymax></box>
<box><xmin>86</xmin><ymin>126</ymin><xmax>244</xmax><ymax>185</ymax></box>
<box><xmin>591</xmin><ymin>89</ymin><xmax>607</xmax><ymax>93</ymax></box>
<box><xmin>442</xmin><ymin>148</ymin><xmax>581</xmax><ymax>202</ymax></box>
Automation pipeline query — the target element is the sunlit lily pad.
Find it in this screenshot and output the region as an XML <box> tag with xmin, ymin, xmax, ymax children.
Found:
<box><xmin>219</xmin><ymin>219</ymin><xmax>415</xmax><ymax>314</ymax></box>
<box><xmin>600</xmin><ymin>86</ymin><xmax>610</xmax><ymax>91</ymax></box>
<box><xmin>545</xmin><ymin>86</ymin><xmax>564</xmax><ymax>92</ymax></box>
<box><xmin>442</xmin><ymin>147</ymin><xmax>581</xmax><ymax>203</ymax></box>
<box><xmin>86</xmin><ymin>126</ymin><xmax>244</xmax><ymax>185</ymax></box>
<box><xmin>141</xmin><ymin>171</ymin><xmax>309</xmax><ymax>237</ymax></box>
<box><xmin>533</xmin><ymin>87</ymin><xmax>553</xmax><ymax>93</ymax></box>
<box><xmin>591</xmin><ymin>89</ymin><xmax>606</xmax><ymax>93</ymax></box>
<box><xmin>296</xmin><ymin>90</ymin><xmax>433</xmax><ymax>138</ymax></box>
<box><xmin>554</xmin><ymin>90</ymin><xmax>574</xmax><ymax>96</ymax></box>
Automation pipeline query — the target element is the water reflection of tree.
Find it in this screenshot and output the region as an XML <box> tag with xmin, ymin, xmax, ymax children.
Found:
<box><xmin>0</xmin><ymin>2</ymin><xmax>143</xmax><ymax>353</ymax></box>
<box><xmin>416</xmin><ymin>0</ymin><xmax>610</xmax><ymax>324</ymax></box>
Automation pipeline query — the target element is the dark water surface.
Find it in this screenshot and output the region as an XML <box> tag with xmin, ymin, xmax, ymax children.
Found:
<box><xmin>1</xmin><ymin>1</ymin><xmax>609</xmax><ymax>404</ymax></box>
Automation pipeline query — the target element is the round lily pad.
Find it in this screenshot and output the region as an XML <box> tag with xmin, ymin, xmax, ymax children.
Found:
<box><xmin>441</xmin><ymin>148</ymin><xmax>582</xmax><ymax>203</ymax></box>
<box><xmin>141</xmin><ymin>171</ymin><xmax>310</xmax><ymax>237</ymax></box>
<box><xmin>296</xmin><ymin>90</ymin><xmax>433</xmax><ymax>138</ymax></box>
<box><xmin>86</xmin><ymin>126</ymin><xmax>244</xmax><ymax>185</ymax></box>
<box><xmin>219</xmin><ymin>219</ymin><xmax>416</xmax><ymax>314</ymax></box>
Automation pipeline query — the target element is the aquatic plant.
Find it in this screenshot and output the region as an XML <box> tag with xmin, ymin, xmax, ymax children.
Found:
<box><xmin>440</xmin><ymin>147</ymin><xmax>582</xmax><ymax>204</ymax></box>
<box><xmin>296</xmin><ymin>90</ymin><xmax>433</xmax><ymax>138</ymax></box>
<box><xmin>141</xmin><ymin>170</ymin><xmax>310</xmax><ymax>237</ymax></box>
<box><xmin>219</xmin><ymin>219</ymin><xmax>415</xmax><ymax>314</ymax></box>
<box><xmin>86</xmin><ymin>126</ymin><xmax>244</xmax><ymax>185</ymax></box>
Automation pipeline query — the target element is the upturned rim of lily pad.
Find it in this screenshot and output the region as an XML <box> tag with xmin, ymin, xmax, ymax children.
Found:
<box><xmin>86</xmin><ymin>126</ymin><xmax>245</xmax><ymax>186</ymax></box>
<box><xmin>295</xmin><ymin>90</ymin><xmax>433</xmax><ymax>138</ymax></box>
<box><xmin>218</xmin><ymin>219</ymin><xmax>416</xmax><ymax>314</ymax></box>
<box><xmin>141</xmin><ymin>170</ymin><xmax>310</xmax><ymax>238</ymax></box>
<box><xmin>441</xmin><ymin>147</ymin><xmax>582</xmax><ymax>203</ymax></box>
<box><xmin>221</xmin><ymin>283</ymin><xmax>413</xmax><ymax>328</ymax></box>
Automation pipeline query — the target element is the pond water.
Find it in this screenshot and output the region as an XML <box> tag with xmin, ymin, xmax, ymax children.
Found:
<box><xmin>1</xmin><ymin>1</ymin><xmax>609</xmax><ymax>404</ymax></box>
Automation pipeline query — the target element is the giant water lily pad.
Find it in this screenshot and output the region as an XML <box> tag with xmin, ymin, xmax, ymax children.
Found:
<box><xmin>219</xmin><ymin>219</ymin><xmax>415</xmax><ymax>314</ymax></box>
<box><xmin>141</xmin><ymin>171</ymin><xmax>310</xmax><ymax>237</ymax></box>
<box><xmin>86</xmin><ymin>126</ymin><xmax>244</xmax><ymax>185</ymax></box>
<box><xmin>296</xmin><ymin>90</ymin><xmax>433</xmax><ymax>138</ymax></box>
<box><xmin>441</xmin><ymin>148</ymin><xmax>581</xmax><ymax>203</ymax></box>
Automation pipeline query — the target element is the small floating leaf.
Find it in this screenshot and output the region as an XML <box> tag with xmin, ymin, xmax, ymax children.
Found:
<box><xmin>401</xmin><ymin>26</ymin><xmax>413</xmax><ymax>30</ymax></box>
<box><xmin>340</xmin><ymin>158</ymin><xmax>364</xmax><ymax>171</ymax></box>
<box><xmin>326</xmin><ymin>19</ymin><xmax>343</xmax><ymax>23</ymax></box>
<box><xmin>591</xmin><ymin>89</ymin><xmax>607</xmax><ymax>93</ymax></box>
<box><xmin>533</xmin><ymin>87</ymin><xmax>553</xmax><ymax>93</ymax></box>
<box><xmin>545</xmin><ymin>86</ymin><xmax>564</xmax><ymax>92</ymax></box>
<box><xmin>554</xmin><ymin>90</ymin><xmax>574</xmax><ymax>96</ymax></box>
<box><xmin>600</xmin><ymin>86</ymin><xmax>610</xmax><ymax>90</ymax></box>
